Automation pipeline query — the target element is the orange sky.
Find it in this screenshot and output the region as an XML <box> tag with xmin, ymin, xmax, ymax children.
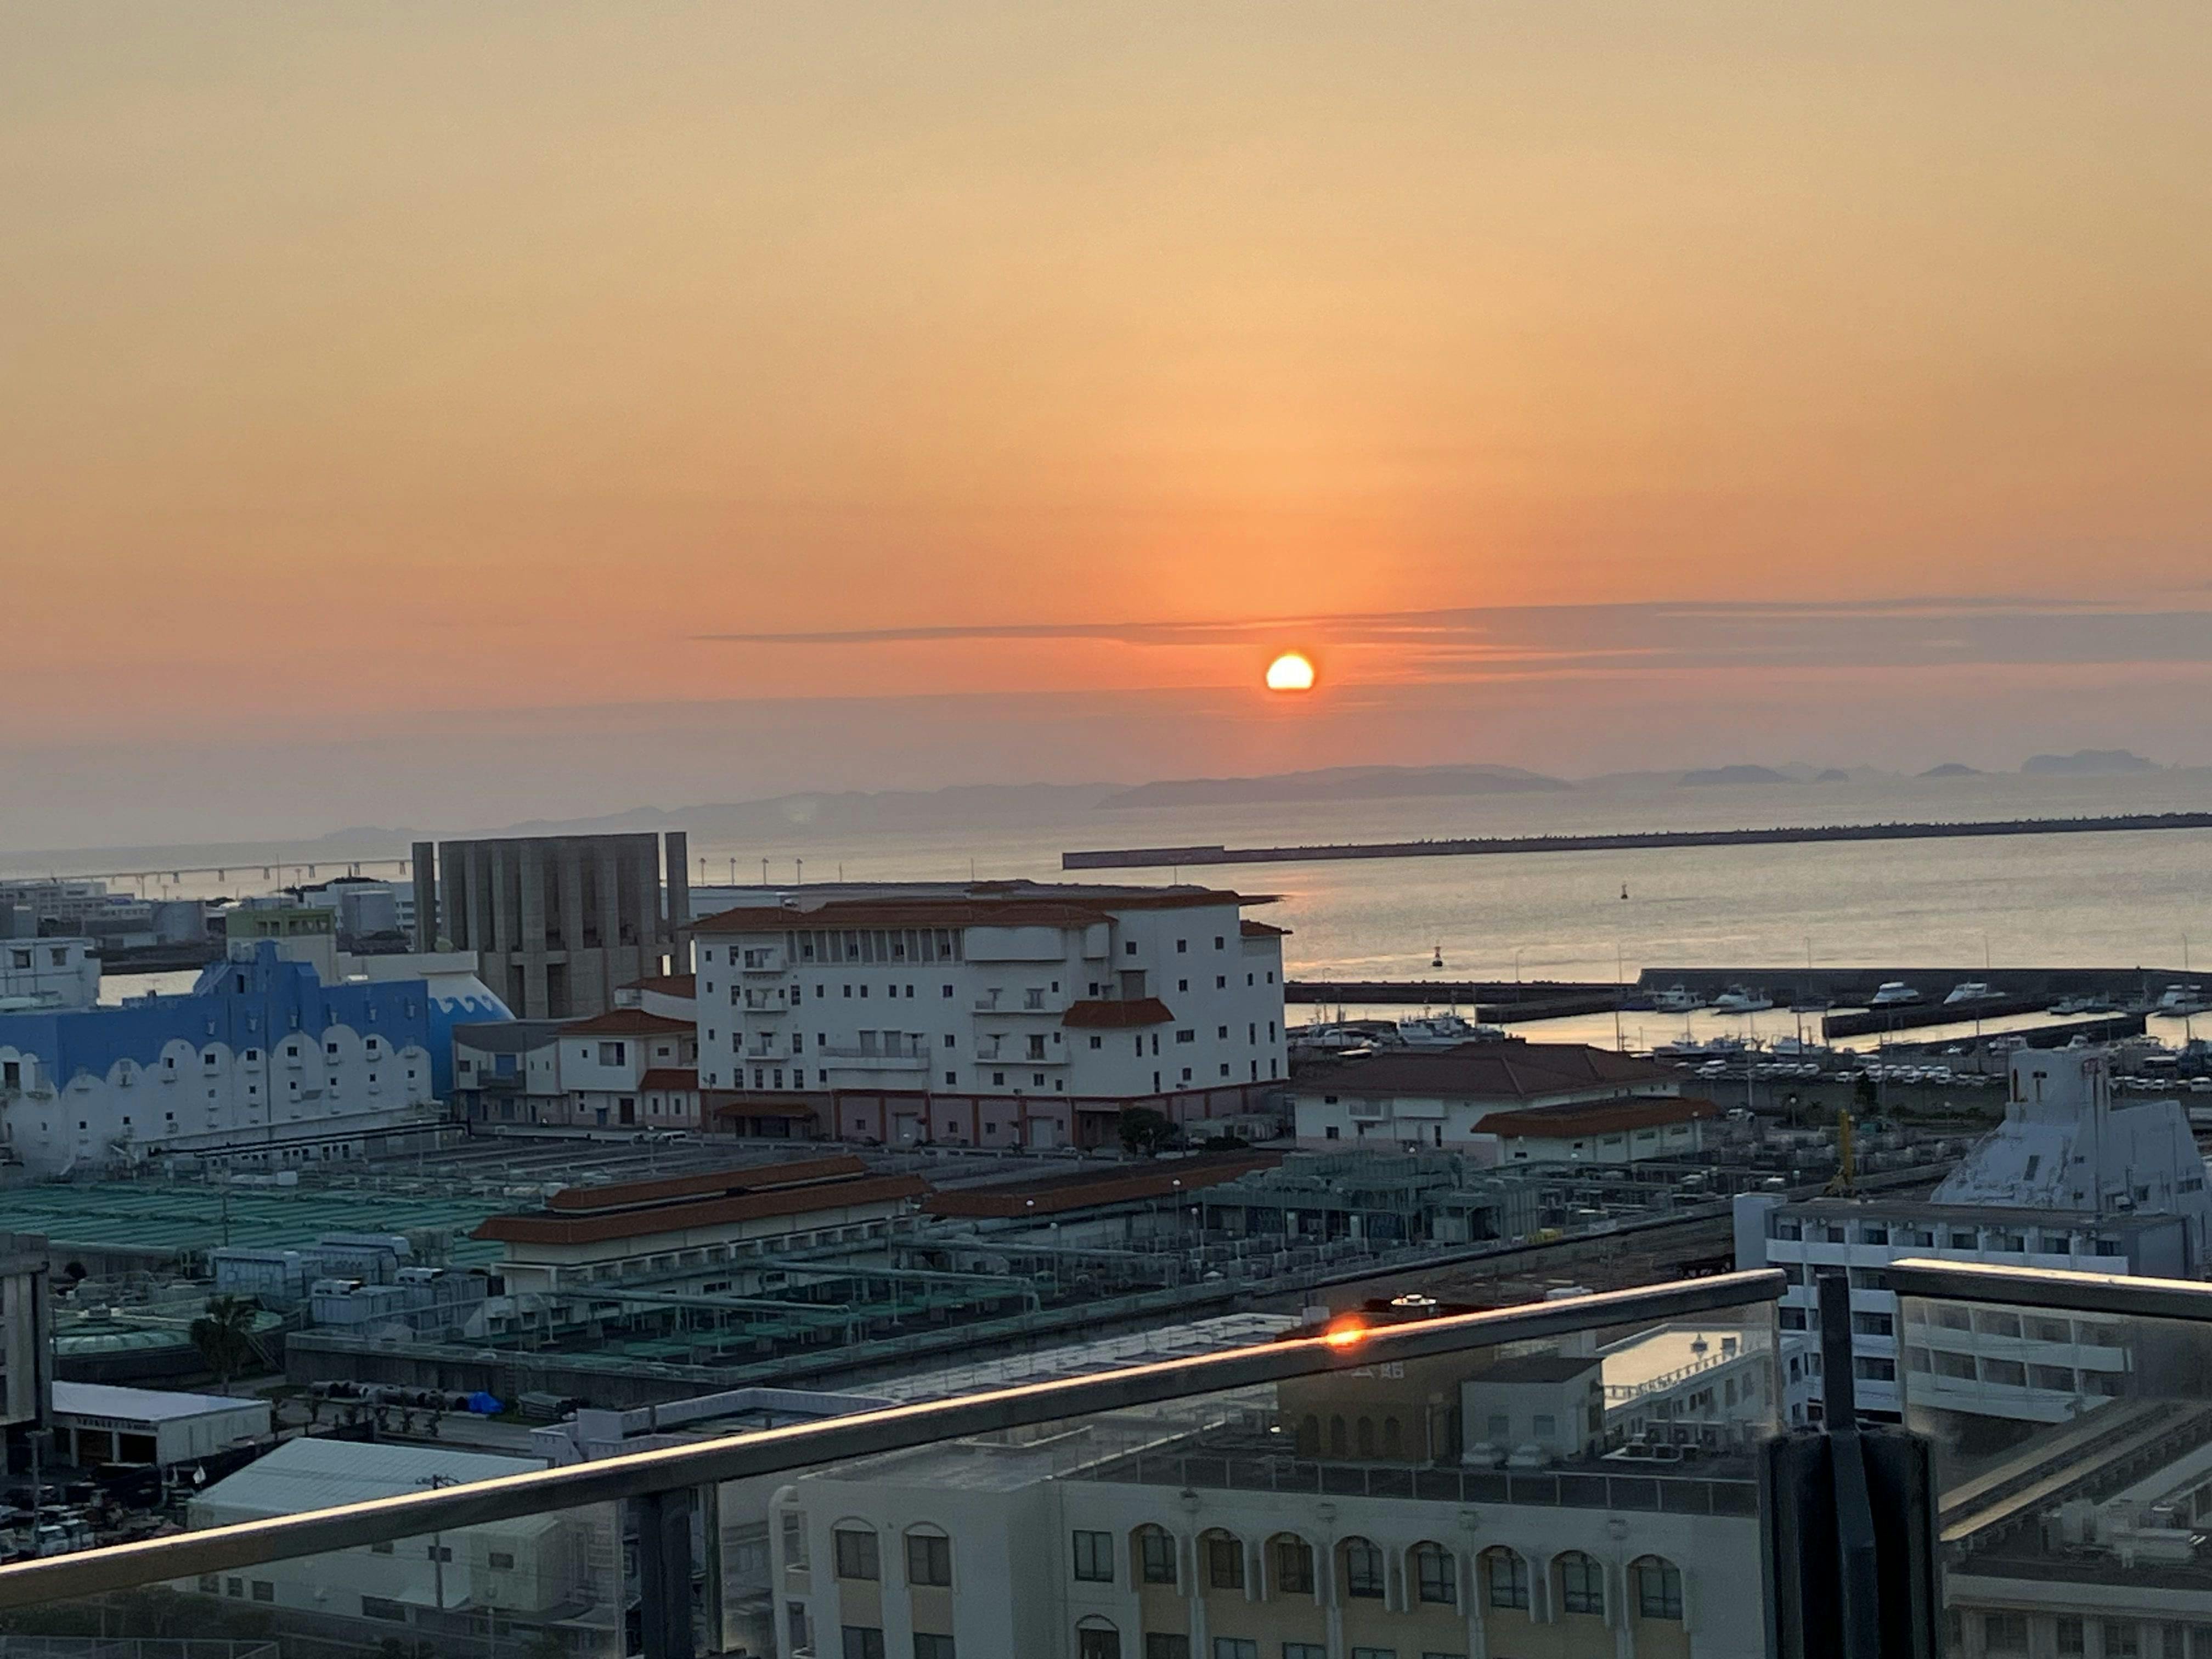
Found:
<box><xmin>4</xmin><ymin>3</ymin><xmax>2211</xmax><ymax>776</ymax></box>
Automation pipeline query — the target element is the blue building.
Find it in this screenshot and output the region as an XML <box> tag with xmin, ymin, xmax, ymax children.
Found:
<box><xmin>0</xmin><ymin>943</ymin><xmax>501</xmax><ymax>1176</ymax></box>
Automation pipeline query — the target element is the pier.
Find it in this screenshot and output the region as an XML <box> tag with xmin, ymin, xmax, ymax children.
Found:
<box><xmin>1062</xmin><ymin>810</ymin><xmax>2212</xmax><ymax>871</ymax></box>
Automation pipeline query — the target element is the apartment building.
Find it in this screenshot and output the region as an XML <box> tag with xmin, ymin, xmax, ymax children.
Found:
<box><xmin>1735</xmin><ymin>1045</ymin><xmax>2212</xmax><ymax>1423</ymax></box>
<box><xmin>0</xmin><ymin>937</ymin><xmax>99</xmax><ymax>1012</ymax></box>
<box><xmin>692</xmin><ymin>883</ymin><xmax>1288</xmax><ymax>1150</ymax></box>
<box><xmin>769</xmin><ymin>1339</ymin><xmax>1764</xmax><ymax>1658</ymax></box>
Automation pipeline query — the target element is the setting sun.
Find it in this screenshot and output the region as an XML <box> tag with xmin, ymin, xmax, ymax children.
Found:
<box><xmin>1265</xmin><ymin>652</ymin><xmax>1316</xmax><ymax>692</ymax></box>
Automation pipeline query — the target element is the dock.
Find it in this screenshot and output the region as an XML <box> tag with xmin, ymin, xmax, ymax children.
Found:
<box><xmin>1287</xmin><ymin>980</ymin><xmax>1624</xmax><ymax>1022</ymax></box>
<box><xmin>1062</xmin><ymin>810</ymin><xmax>2212</xmax><ymax>871</ymax></box>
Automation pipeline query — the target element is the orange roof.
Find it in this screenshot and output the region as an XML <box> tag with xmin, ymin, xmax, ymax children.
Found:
<box><xmin>712</xmin><ymin>1096</ymin><xmax>825</xmax><ymax>1120</ymax></box>
<box><xmin>638</xmin><ymin>1068</ymin><xmax>698</xmax><ymax>1092</ymax></box>
<box><xmin>1061</xmin><ymin>997</ymin><xmax>1176</xmax><ymax>1029</ymax></box>
<box><xmin>477</xmin><ymin>1172</ymin><xmax>928</xmax><ymax>1245</ymax></box>
<box><xmin>562</xmin><ymin>1008</ymin><xmax>695</xmax><ymax>1037</ymax></box>
<box><xmin>1477</xmin><ymin>1097</ymin><xmax>1719</xmax><ymax>1138</ymax></box>
<box><xmin>622</xmin><ymin>973</ymin><xmax>697</xmax><ymax>997</ymax></box>
<box><xmin>1299</xmin><ymin>1041</ymin><xmax>1671</xmax><ymax>1100</ymax></box>
<box><xmin>1240</xmin><ymin>918</ymin><xmax>1290</xmax><ymax>938</ymax></box>
<box><xmin>924</xmin><ymin>1153</ymin><xmax>1280</xmax><ymax>1218</ymax></box>
<box><xmin>545</xmin><ymin>1154</ymin><xmax>867</xmax><ymax>1212</ymax></box>
<box><xmin>692</xmin><ymin>885</ymin><xmax>1266</xmax><ymax>936</ymax></box>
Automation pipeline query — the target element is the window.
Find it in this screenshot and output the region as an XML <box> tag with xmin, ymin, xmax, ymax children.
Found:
<box><xmin>2104</xmin><ymin>1624</ymin><xmax>2141</xmax><ymax>1659</ymax></box>
<box><xmin>361</xmin><ymin>1596</ymin><xmax>407</xmax><ymax>1622</ymax></box>
<box><xmin>1144</xmin><ymin>1638</ymin><xmax>1189</xmax><ymax>1659</ymax></box>
<box><xmin>1073</xmin><ymin>1531</ymin><xmax>1114</xmax><ymax>1583</ymax></box>
<box><xmin>1350</xmin><ymin>1651</ymin><xmax>1398</xmax><ymax>1659</ymax></box>
<box><xmin>2053</xmin><ymin>1620</ymin><xmax>2085</xmax><ymax>1657</ymax></box>
<box><xmin>1139</xmin><ymin>1527</ymin><xmax>1177</xmax><ymax>1584</ymax></box>
<box><xmin>1343</xmin><ymin>1538</ymin><xmax>1384</xmax><ymax>1598</ymax></box>
<box><xmin>1414</xmin><ymin>1543</ymin><xmax>1455</xmax><ymax>1604</ymax></box>
<box><xmin>369</xmin><ymin>1539</ymin><xmax>394</xmax><ymax>1556</ymax></box>
<box><xmin>250</xmin><ymin>1581</ymin><xmax>274</xmax><ymax>1602</ymax></box>
<box><xmin>1077</xmin><ymin>1632</ymin><xmax>1122</xmax><ymax>1659</ymax></box>
<box><xmin>913</xmin><ymin>1638</ymin><xmax>956</xmax><ymax>1659</ymax></box>
<box><xmin>1206</xmin><ymin>1534</ymin><xmax>1245</xmax><ymax>1589</ymax></box>
<box><xmin>488</xmin><ymin>1550</ymin><xmax>516</xmax><ymax>1571</ymax></box>
<box><xmin>1210</xmin><ymin>1643</ymin><xmax>1255</xmax><ymax>1659</ymax></box>
<box><xmin>1272</xmin><ymin>1536</ymin><xmax>1313</xmax><ymax>1594</ymax></box>
<box><xmin>834</xmin><ymin>1528</ymin><xmax>881</xmax><ymax>1581</ymax></box>
<box><xmin>1981</xmin><ymin>1613</ymin><xmax>2029</xmax><ymax>1655</ymax></box>
<box><xmin>1285</xmin><ymin>1648</ymin><xmax>1326</xmax><ymax>1659</ymax></box>
<box><xmin>1559</xmin><ymin>1551</ymin><xmax>1604</xmax><ymax>1615</ymax></box>
<box><xmin>906</xmin><ymin>1532</ymin><xmax>952</xmax><ymax>1587</ymax></box>
<box><xmin>843</xmin><ymin>1627</ymin><xmax>886</xmax><ymax>1659</ymax></box>
<box><xmin>1636</xmin><ymin>1558</ymin><xmax>1684</xmax><ymax>1620</ymax></box>
<box><xmin>1485</xmin><ymin>1550</ymin><xmax>1529</xmax><ymax>1610</ymax></box>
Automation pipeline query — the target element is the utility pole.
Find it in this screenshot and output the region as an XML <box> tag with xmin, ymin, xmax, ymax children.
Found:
<box><xmin>416</xmin><ymin>1472</ymin><xmax>458</xmax><ymax>1611</ymax></box>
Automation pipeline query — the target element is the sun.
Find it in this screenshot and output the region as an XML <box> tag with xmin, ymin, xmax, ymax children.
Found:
<box><xmin>1265</xmin><ymin>651</ymin><xmax>1316</xmax><ymax>692</ymax></box>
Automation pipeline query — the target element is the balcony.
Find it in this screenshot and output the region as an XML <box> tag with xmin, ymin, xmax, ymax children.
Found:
<box><xmin>819</xmin><ymin>1039</ymin><xmax>929</xmax><ymax>1071</ymax></box>
<box><xmin>972</xmin><ymin>989</ymin><xmax>1066</xmax><ymax>1014</ymax></box>
<box><xmin>741</xmin><ymin>989</ymin><xmax>791</xmax><ymax>1013</ymax></box>
<box><xmin>737</xmin><ymin>948</ymin><xmax>786</xmax><ymax>975</ymax></box>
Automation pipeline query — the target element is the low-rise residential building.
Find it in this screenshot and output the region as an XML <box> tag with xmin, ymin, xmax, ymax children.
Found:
<box><xmin>452</xmin><ymin>1020</ymin><xmax>569</xmax><ymax>1125</ymax></box>
<box><xmin>692</xmin><ymin>881</ymin><xmax>1288</xmax><ymax>1151</ymax></box>
<box><xmin>1735</xmin><ymin>1045</ymin><xmax>2212</xmax><ymax>1424</ymax></box>
<box><xmin>557</xmin><ymin>1007</ymin><xmax>699</xmax><ymax>1130</ymax></box>
<box><xmin>1293</xmin><ymin>1042</ymin><xmax>1691</xmax><ymax>1158</ymax></box>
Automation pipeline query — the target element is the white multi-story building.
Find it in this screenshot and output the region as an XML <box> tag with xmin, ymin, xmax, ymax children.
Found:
<box><xmin>761</xmin><ymin>1341</ymin><xmax>1765</xmax><ymax>1659</ymax></box>
<box><xmin>692</xmin><ymin>883</ymin><xmax>1288</xmax><ymax>1151</ymax></box>
<box><xmin>0</xmin><ymin>937</ymin><xmax>99</xmax><ymax>1012</ymax></box>
<box><xmin>1735</xmin><ymin>1045</ymin><xmax>2212</xmax><ymax>1424</ymax></box>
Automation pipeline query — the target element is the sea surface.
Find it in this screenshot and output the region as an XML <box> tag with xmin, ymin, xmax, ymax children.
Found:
<box><xmin>95</xmin><ymin>770</ymin><xmax>2212</xmax><ymax>1017</ymax></box>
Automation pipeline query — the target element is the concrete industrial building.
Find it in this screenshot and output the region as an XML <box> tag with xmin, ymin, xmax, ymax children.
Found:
<box><xmin>49</xmin><ymin>1381</ymin><xmax>269</xmax><ymax>1471</ymax></box>
<box><xmin>2</xmin><ymin>1233</ymin><xmax>54</xmax><ymax>1475</ymax></box>
<box><xmin>692</xmin><ymin>882</ymin><xmax>1288</xmax><ymax>1150</ymax></box>
<box><xmin>411</xmin><ymin>831</ymin><xmax>691</xmax><ymax>1022</ymax></box>
<box><xmin>1293</xmin><ymin>1042</ymin><xmax>1702</xmax><ymax>1159</ymax></box>
<box><xmin>1736</xmin><ymin>1045</ymin><xmax>2212</xmax><ymax>1423</ymax></box>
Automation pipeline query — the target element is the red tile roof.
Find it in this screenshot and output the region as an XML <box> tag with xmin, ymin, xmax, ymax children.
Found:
<box><xmin>1061</xmin><ymin>997</ymin><xmax>1176</xmax><ymax>1029</ymax></box>
<box><xmin>639</xmin><ymin>1068</ymin><xmax>698</xmax><ymax>1092</ymax></box>
<box><xmin>1477</xmin><ymin>1096</ymin><xmax>1719</xmax><ymax>1138</ymax></box>
<box><xmin>1240</xmin><ymin>919</ymin><xmax>1290</xmax><ymax>938</ymax></box>
<box><xmin>622</xmin><ymin>973</ymin><xmax>697</xmax><ymax>997</ymax></box>
<box><xmin>476</xmin><ymin>1172</ymin><xmax>927</xmax><ymax>1245</ymax></box>
<box><xmin>1297</xmin><ymin>1041</ymin><xmax>1672</xmax><ymax>1101</ymax></box>
<box><xmin>561</xmin><ymin>1008</ymin><xmax>695</xmax><ymax>1037</ymax></box>
<box><xmin>692</xmin><ymin>884</ymin><xmax>1269</xmax><ymax>935</ymax></box>
<box><xmin>544</xmin><ymin>1154</ymin><xmax>868</xmax><ymax>1212</ymax></box>
<box><xmin>923</xmin><ymin>1153</ymin><xmax>1282</xmax><ymax>1218</ymax></box>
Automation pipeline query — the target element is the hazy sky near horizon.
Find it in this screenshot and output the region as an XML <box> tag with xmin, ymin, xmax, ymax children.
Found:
<box><xmin>6</xmin><ymin>3</ymin><xmax>2212</xmax><ymax>845</ymax></box>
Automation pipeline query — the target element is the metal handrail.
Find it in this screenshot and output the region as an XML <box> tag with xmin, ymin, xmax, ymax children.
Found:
<box><xmin>0</xmin><ymin>1269</ymin><xmax>1782</xmax><ymax>1608</ymax></box>
<box><xmin>1883</xmin><ymin>1256</ymin><xmax>2212</xmax><ymax>1321</ymax></box>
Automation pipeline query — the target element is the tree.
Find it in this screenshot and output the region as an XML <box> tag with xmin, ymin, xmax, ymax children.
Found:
<box><xmin>1118</xmin><ymin>1106</ymin><xmax>1175</xmax><ymax>1156</ymax></box>
<box><xmin>189</xmin><ymin>1294</ymin><xmax>261</xmax><ymax>1387</ymax></box>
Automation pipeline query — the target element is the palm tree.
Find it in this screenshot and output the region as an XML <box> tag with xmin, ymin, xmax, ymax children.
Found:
<box><xmin>189</xmin><ymin>1295</ymin><xmax>261</xmax><ymax>1388</ymax></box>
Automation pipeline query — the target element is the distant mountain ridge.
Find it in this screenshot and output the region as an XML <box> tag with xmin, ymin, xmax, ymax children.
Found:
<box><xmin>1098</xmin><ymin>764</ymin><xmax>1570</xmax><ymax>809</ymax></box>
<box><xmin>2021</xmin><ymin>749</ymin><xmax>2160</xmax><ymax>776</ymax></box>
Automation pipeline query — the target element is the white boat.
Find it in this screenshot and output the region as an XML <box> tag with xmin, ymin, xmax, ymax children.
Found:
<box><xmin>1650</xmin><ymin>985</ymin><xmax>1702</xmax><ymax>1013</ymax></box>
<box><xmin>1870</xmin><ymin>982</ymin><xmax>1922</xmax><ymax>1007</ymax></box>
<box><xmin>2048</xmin><ymin>995</ymin><xmax>2117</xmax><ymax>1016</ymax></box>
<box><xmin>2155</xmin><ymin>984</ymin><xmax>2209</xmax><ymax>1013</ymax></box>
<box><xmin>1712</xmin><ymin>985</ymin><xmax>1773</xmax><ymax>1014</ymax></box>
<box><xmin>1653</xmin><ymin>1035</ymin><xmax>1752</xmax><ymax>1061</ymax></box>
<box><xmin>1943</xmin><ymin>981</ymin><xmax>1996</xmax><ymax>1006</ymax></box>
<box><xmin>1396</xmin><ymin>1012</ymin><xmax>1506</xmax><ymax>1047</ymax></box>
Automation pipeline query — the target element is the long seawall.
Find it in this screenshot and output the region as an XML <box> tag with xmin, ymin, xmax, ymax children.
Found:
<box><xmin>1062</xmin><ymin>811</ymin><xmax>2212</xmax><ymax>871</ymax></box>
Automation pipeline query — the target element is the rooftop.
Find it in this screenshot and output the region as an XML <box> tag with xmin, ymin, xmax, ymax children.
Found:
<box><xmin>692</xmin><ymin>879</ymin><xmax>1270</xmax><ymax>935</ymax></box>
<box><xmin>1060</xmin><ymin>996</ymin><xmax>1176</xmax><ymax>1030</ymax></box>
<box><xmin>51</xmin><ymin>1381</ymin><xmax>268</xmax><ymax>1423</ymax></box>
<box><xmin>922</xmin><ymin>1152</ymin><xmax>1283</xmax><ymax>1218</ymax></box>
<box><xmin>622</xmin><ymin>973</ymin><xmax>697</xmax><ymax>997</ymax></box>
<box><xmin>452</xmin><ymin>1019</ymin><xmax>569</xmax><ymax>1054</ymax></box>
<box><xmin>560</xmin><ymin>1007</ymin><xmax>694</xmax><ymax>1037</ymax></box>
<box><xmin>478</xmin><ymin>1165</ymin><xmax>928</xmax><ymax>1245</ymax></box>
<box><xmin>1477</xmin><ymin>1096</ymin><xmax>1719</xmax><ymax>1138</ymax></box>
<box><xmin>1298</xmin><ymin>1040</ymin><xmax>1674</xmax><ymax>1100</ymax></box>
<box><xmin>191</xmin><ymin>1435</ymin><xmax>541</xmax><ymax>1517</ymax></box>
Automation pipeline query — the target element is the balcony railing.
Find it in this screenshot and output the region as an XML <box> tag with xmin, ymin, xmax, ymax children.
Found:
<box><xmin>0</xmin><ymin>1271</ymin><xmax>1785</xmax><ymax>1659</ymax></box>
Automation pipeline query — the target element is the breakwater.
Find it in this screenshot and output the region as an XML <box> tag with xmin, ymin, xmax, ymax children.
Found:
<box><xmin>1062</xmin><ymin>811</ymin><xmax>2212</xmax><ymax>871</ymax></box>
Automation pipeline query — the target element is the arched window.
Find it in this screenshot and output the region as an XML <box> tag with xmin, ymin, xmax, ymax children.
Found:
<box><xmin>1341</xmin><ymin>1537</ymin><xmax>1385</xmax><ymax>1600</ymax></box>
<box><xmin>1413</xmin><ymin>1543</ymin><xmax>1455</xmax><ymax>1605</ymax></box>
<box><xmin>1356</xmin><ymin>1417</ymin><xmax>1376</xmax><ymax>1458</ymax></box>
<box><xmin>1329</xmin><ymin>1415</ymin><xmax>1348</xmax><ymax>1456</ymax></box>
<box><xmin>1633</xmin><ymin>1555</ymin><xmax>1684</xmax><ymax>1620</ymax></box>
<box><xmin>1558</xmin><ymin>1550</ymin><xmax>1605</xmax><ymax>1616</ymax></box>
<box><xmin>1075</xmin><ymin>1617</ymin><xmax>1121</xmax><ymax>1659</ymax></box>
<box><xmin>1202</xmin><ymin>1530</ymin><xmax>1245</xmax><ymax>1590</ymax></box>
<box><xmin>1382</xmin><ymin>1416</ymin><xmax>1403</xmax><ymax>1459</ymax></box>
<box><xmin>1134</xmin><ymin>1526</ymin><xmax>1177</xmax><ymax>1587</ymax></box>
<box><xmin>1270</xmin><ymin>1534</ymin><xmax>1315</xmax><ymax>1596</ymax></box>
<box><xmin>1482</xmin><ymin>1548</ymin><xmax>1530</xmax><ymax>1610</ymax></box>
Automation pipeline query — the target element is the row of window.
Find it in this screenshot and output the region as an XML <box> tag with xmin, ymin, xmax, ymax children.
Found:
<box><xmin>833</xmin><ymin>1526</ymin><xmax>1681</xmax><ymax>1620</ymax></box>
<box><xmin>1774</xmin><ymin>1217</ymin><xmax>2130</xmax><ymax>1255</ymax></box>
